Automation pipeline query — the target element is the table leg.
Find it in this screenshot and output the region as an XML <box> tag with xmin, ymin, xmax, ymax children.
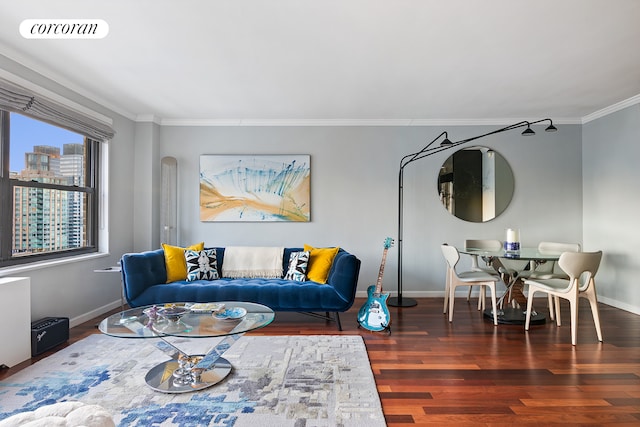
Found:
<box><xmin>145</xmin><ymin>335</ymin><xmax>237</xmax><ymax>393</ymax></box>
<box><xmin>510</xmin><ymin>280</ymin><xmax>528</xmax><ymax>309</ymax></box>
<box><xmin>121</xmin><ymin>314</ymin><xmax>260</xmax><ymax>393</ymax></box>
<box><xmin>486</xmin><ymin>273</ymin><xmax>546</xmax><ymax>325</ymax></box>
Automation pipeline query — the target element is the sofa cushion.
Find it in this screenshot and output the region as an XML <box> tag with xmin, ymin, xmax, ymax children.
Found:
<box><xmin>284</xmin><ymin>250</ymin><xmax>310</xmax><ymax>282</ymax></box>
<box><xmin>304</xmin><ymin>244</ymin><xmax>340</xmax><ymax>284</ymax></box>
<box><xmin>162</xmin><ymin>242</ymin><xmax>204</xmax><ymax>282</ymax></box>
<box><xmin>131</xmin><ymin>278</ymin><xmax>352</xmax><ymax>312</ymax></box>
<box><xmin>185</xmin><ymin>249</ymin><xmax>219</xmax><ymax>281</ymax></box>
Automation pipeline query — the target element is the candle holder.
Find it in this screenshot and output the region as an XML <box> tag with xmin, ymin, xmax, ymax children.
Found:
<box><xmin>504</xmin><ymin>228</ymin><xmax>521</xmax><ymax>253</ymax></box>
<box><xmin>504</xmin><ymin>241</ymin><xmax>521</xmax><ymax>252</ymax></box>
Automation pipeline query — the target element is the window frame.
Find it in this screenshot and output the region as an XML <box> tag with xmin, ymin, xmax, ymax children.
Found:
<box><xmin>0</xmin><ymin>110</ymin><xmax>101</xmax><ymax>267</ymax></box>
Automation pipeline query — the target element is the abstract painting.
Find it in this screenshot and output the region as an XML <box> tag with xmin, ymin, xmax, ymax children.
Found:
<box><xmin>200</xmin><ymin>155</ymin><xmax>310</xmax><ymax>222</ymax></box>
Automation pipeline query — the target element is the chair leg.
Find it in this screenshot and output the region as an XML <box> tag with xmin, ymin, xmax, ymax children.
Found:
<box><xmin>569</xmin><ymin>294</ymin><xmax>578</xmax><ymax>346</ymax></box>
<box><xmin>548</xmin><ymin>294</ymin><xmax>555</xmax><ymax>321</ymax></box>
<box><xmin>589</xmin><ymin>297</ymin><xmax>603</xmax><ymax>342</ymax></box>
<box><xmin>467</xmin><ymin>286</ymin><xmax>473</xmax><ymax>301</ymax></box>
<box><xmin>448</xmin><ymin>284</ymin><xmax>456</xmax><ymax>322</ymax></box>
<box><xmin>477</xmin><ymin>285</ymin><xmax>486</xmax><ymax>311</ymax></box>
<box><xmin>443</xmin><ymin>268</ymin><xmax>451</xmax><ymax>314</ymax></box>
<box><xmin>583</xmin><ymin>280</ymin><xmax>603</xmax><ymax>342</ymax></box>
<box><xmin>525</xmin><ymin>288</ymin><xmax>535</xmax><ymax>331</ymax></box>
<box><xmin>555</xmin><ymin>296</ymin><xmax>562</xmax><ymax>326</ymax></box>
<box><xmin>488</xmin><ymin>283</ymin><xmax>498</xmax><ymax>326</ymax></box>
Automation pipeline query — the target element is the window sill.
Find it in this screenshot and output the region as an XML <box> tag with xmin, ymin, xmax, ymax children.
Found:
<box><xmin>0</xmin><ymin>252</ymin><xmax>110</xmax><ymax>277</ymax></box>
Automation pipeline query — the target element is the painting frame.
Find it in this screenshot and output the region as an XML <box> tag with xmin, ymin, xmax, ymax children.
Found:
<box><xmin>199</xmin><ymin>154</ymin><xmax>311</xmax><ymax>222</ymax></box>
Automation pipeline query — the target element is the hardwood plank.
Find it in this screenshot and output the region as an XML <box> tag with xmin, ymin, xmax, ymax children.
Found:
<box><xmin>2</xmin><ymin>297</ymin><xmax>640</xmax><ymax>425</ymax></box>
<box><xmin>520</xmin><ymin>398</ymin><xmax>612</xmax><ymax>407</ymax></box>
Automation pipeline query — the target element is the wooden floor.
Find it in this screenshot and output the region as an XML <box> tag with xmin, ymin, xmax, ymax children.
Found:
<box><xmin>2</xmin><ymin>297</ymin><xmax>640</xmax><ymax>425</ymax></box>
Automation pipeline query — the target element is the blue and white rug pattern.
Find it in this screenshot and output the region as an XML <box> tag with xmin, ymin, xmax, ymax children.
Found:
<box><xmin>0</xmin><ymin>335</ymin><xmax>385</xmax><ymax>426</ymax></box>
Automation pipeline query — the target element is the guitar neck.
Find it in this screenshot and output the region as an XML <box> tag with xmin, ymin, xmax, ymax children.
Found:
<box><xmin>375</xmin><ymin>248</ymin><xmax>389</xmax><ymax>294</ymax></box>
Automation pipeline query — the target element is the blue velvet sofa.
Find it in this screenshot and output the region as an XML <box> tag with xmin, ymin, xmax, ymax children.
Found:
<box><xmin>120</xmin><ymin>247</ymin><xmax>361</xmax><ymax>330</ymax></box>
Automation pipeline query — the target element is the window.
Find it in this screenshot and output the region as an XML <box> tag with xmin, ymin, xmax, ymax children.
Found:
<box><xmin>0</xmin><ymin>111</ymin><xmax>100</xmax><ymax>266</ymax></box>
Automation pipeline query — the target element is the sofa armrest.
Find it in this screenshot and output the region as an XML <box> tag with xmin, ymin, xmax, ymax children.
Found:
<box><xmin>326</xmin><ymin>249</ymin><xmax>361</xmax><ymax>304</ymax></box>
<box><xmin>121</xmin><ymin>249</ymin><xmax>167</xmax><ymax>304</ymax></box>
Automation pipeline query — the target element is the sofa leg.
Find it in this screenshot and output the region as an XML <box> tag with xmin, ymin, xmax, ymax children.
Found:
<box><xmin>335</xmin><ymin>312</ymin><xmax>342</xmax><ymax>331</ymax></box>
<box><xmin>297</xmin><ymin>312</ymin><xmax>343</xmax><ymax>330</ymax></box>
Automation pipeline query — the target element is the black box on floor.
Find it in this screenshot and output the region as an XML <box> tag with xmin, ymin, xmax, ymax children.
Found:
<box><xmin>31</xmin><ymin>317</ymin><xmax>69</xmax><ymax>357</ymax></box>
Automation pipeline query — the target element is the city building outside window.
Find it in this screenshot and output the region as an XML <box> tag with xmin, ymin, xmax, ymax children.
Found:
<box><xmin>0</xmin><ymin>111</ymin><xmax>100</xmax><ymax>267</ymax></box>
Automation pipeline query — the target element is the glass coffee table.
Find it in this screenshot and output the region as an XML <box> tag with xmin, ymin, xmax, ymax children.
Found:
<box><xmin>98</xmin><ymin>301</ymin><xmax>274</xmax><ymax>393</ymax></box>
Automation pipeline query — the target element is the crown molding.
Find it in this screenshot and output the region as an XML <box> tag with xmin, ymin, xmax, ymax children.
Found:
<box><xmin>158</xmin><ymin>118</ymin><xmax>415</xmax><ymax>126</ymax></box>
<box><xmin>407</xmin><ymin>118</ymin><xmax>581</xmax><ymax>126</ymax></box>
<box><xmin>135</xmin><ymin>114</ymin><xmax>162</xmax><ymax>125</ymax></box>
<box><xmin>156</xmin><ymin>117</ymin><xmax>581</xmax><ymax>127</ymax></box>
<box><xmin>582</xmin><ymin>94</ymin><xmax>640</xmax><ymax>124</ymax></box>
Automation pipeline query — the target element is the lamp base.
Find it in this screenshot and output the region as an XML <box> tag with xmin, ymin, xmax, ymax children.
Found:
<box><xmin>387</xmin><ymin>296</ymin><xmax>417</xmax><ymax>307</ymax></box>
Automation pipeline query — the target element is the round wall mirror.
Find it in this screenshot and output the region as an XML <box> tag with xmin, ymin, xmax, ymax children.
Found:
<box><xmin>437</xmin><ymin>146</ymin><xmax>514</xmax><ymax>222</ymax></box>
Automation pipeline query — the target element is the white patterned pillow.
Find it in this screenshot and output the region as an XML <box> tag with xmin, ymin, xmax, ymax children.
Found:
<box><xmin>185</xmin><ymin>249</ymin><xmax>219</xmax><ymax>281</ymax></box>
<box><xmin>284</xmin><ymin>250</ymin><xmax>310</xmax><ymax>282</ymax></box>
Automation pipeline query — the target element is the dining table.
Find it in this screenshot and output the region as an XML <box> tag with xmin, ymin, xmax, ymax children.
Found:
<box><xmin>457</xmin><ymin>247</ymin><xmax>562</xmax><ymax>325</ymax></box>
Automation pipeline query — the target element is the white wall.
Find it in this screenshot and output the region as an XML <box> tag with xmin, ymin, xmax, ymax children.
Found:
<box><xmin>583</xmin><ymin>105</ymin><xmax>640</xmax><ymax>314</ymax></box>
<box><xmin>155</xmin><ymin>124</ymin><xmax>585</xmax><ymax>299</ymax></box>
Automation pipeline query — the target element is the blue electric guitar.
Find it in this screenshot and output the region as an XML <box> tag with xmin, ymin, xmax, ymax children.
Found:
<box><xmin>358</xmin><ymin>237</ymin><xmax>394</xmax><ymax>332</ymax></box>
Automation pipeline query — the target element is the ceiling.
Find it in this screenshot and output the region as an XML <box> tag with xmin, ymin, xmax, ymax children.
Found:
<box><xmin>1</xmin><ymin>0</ymin><xmax>640</xmax><ymax>125</ymax></box>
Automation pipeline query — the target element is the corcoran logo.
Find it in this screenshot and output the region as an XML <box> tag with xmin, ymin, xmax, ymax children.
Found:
<box><xmin>20</xmin><ymin>19</ymin><xmax>109</xmax><ymax>39</ymax></box>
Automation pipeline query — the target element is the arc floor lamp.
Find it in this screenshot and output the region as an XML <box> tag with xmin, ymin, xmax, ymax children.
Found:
<box><xmin>387</xmin><ymin>118</ymin><xmax>557</xmax><ymax>307</ymax></box>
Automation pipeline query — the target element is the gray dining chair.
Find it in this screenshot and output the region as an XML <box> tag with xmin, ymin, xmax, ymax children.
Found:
<box><xmin>524</xmin><ymin>250</ymin><xmax>603</xmax><ymax>345</ymax></box>
<box><xmin>463</xmin><ymin>239</ymin><xmax>502</xmax><ymax>310</ymax></box>
<box><xmin>442</xmin><ymin>244</ymin><xmax>500</xmax><ymax>325</ymax></box>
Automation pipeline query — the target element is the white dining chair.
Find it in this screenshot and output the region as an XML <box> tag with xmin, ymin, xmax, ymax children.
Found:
<box><xmin>442</xmin><ymin>244</ymin><xmax>500</xmax><ymax>325</ymax></box>
<box><xmin>463</xmin><ymin>239</ymin><xmax>502</xmax><ymax>310</ymax></box>
<box><xmin>524</xmin><ymin>251</ymin><xmax>603</xmax><ymax>345</ymax></box>
<box><xmin>533</xmin><ymin>241</ymin><xmax>582</xmax><ymax>277</ymax></box>
<box><xmin>521</xmin><ymin>242</ymin><xmax>581</xmax><ymax>320</ymax></box>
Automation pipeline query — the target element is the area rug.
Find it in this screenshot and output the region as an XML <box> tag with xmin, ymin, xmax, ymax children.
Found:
<box><xmin>0</xmin><ymin>335</ymin><xmax>385</xmax><ymax>426</ymax></box>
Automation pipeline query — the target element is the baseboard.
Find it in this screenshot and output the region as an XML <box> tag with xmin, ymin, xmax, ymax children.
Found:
<box><xmin>69</xmin><ymin>299</ymin><xmax>120</xmax><ymax>328</ymax></box>
<box><xmin>356</xmin><ymin>291</ymin><xmax>640</xmax><ymax>315</ymax></box>
<box><xmin>356</xmin><ymin>290</ymin><xmax>478</xmax><ymax>298</ymax></box>
<box><xmin>597</xmin><ymin>295</ymin><xmax>640</xmax><ymax>316</ymax></box>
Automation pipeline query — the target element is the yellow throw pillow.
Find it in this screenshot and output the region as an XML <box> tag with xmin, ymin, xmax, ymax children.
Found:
<box><xmin>303</xmin><ymin>244</ymin><xmax>340</xmax><ymax>284</ymax></box>
<box><xmin>162</xmin><ymin>242</ymin><xmax>204</xmax><ymax>282</ymax></box>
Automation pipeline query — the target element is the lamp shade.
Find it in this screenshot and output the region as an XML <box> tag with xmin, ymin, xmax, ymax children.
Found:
<box><xmin>522</xmin><ymin>126</ymin><xmax>535</xmax><ymax>136</ymax></box>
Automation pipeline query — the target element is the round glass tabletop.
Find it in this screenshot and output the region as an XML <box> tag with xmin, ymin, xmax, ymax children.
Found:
<box><xmin>98</xmin><ymin>301</ymin><xmax>275</xmax><ymax>339</ymax></box>
<box><xmin>457</xmin><ymin>247</ymin><xmax>562</xmax><ymax>261</ymax></box>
